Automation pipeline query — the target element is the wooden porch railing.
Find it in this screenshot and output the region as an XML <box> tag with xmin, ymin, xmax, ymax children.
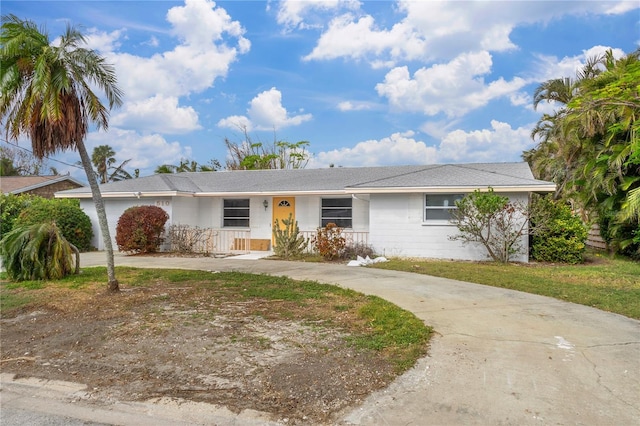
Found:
<box><xmin>300</xmin><ymin>230</ymin><xmax>370</xmax><ymax>253</ymax></box>
<box><xmin>168</xmin><ymin>227</ymin><xmax>251</xmax><ymax>254</ymax></box>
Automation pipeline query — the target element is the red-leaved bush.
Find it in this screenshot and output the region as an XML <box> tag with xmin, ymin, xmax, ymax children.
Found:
<box><xmin>312</xmin><ymin>223</ymin><xmax>346</xmax><ymax>260</ymax></box>
<box><xmin>116</xmin><ymin>205</ymin><xmax>169</xmax><ymax>253</ymax></box>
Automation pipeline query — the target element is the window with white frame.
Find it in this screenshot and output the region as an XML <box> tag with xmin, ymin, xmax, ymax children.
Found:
<box><xmin>424</xmin><ymin>194</ymin><xmax>464</xmax><ymax>221</ymax></box>
<box><xmin>223</xmin><ymin>199</ymin><xmax>250</xmax><ymax>227</ymax></box>
<box><xmin>321</xmin><ymin>198</ymin><xmax>352</xmax><ymax>228</ymax></box>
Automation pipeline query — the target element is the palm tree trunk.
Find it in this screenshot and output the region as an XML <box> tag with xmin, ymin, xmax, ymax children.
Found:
<box><xmin>77</xmin><ymin>139</ymin><xmax>120</xmax><ymax>292</ymax></box>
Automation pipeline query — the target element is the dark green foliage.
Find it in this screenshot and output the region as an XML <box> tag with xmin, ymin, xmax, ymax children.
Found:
<box><xmin>598</xmin><ymin>211</ymin><xmax>640</xmax><ymax>260</ymax></box>
<box><xmin>531</xmin><ymin>196</ymin><xmax>588</xmax><ymax>264</ymax></box>
<box><xmin>273</xmin><ymin>213</ymin><xmax>308</xmax><ymax>259</ymax></box>
<box><xmin>115</xmin><ymin>205</ymin><xmax>169</xmax><ymax>253</ymax></box>
<box><xmin>0</xmin><ymin>193</ymin><xmax>34</xmax><ymax>236</ymax></box>
<box><xmin>14</xmin><ymin>197</ymin><xmax>93</xmax><ymax>252</ymax></box>
<box><xmin>0</xmin><ymin>222</ymin><xmax>75</xmax><ymax>281</ymax></box>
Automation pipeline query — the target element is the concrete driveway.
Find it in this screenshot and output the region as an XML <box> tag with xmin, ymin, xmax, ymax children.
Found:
<box><xmin>3</xmin><ymin>252</ymin><xmax>639</xmax><ymax>425</ymax></box>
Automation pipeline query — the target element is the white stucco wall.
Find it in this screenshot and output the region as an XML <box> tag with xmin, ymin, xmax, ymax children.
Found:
<box><xmin>81</xmin><ymin>197</ymin><xmax>173</xmax><ymax>251</ymax></box>
<box><xmin>83</xmin><ymin>192</ymin><xmax>529</xmax><ymax>261</ymax></box>
<box><xmin>368</xmin><ymin>192</ymin><xmax>530</xmax><ymax>262</ymax></box>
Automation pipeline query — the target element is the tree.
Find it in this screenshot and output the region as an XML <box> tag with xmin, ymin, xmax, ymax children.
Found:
<box><xmin>224</xmin><ymin>126</ymin><xmax>310</xmax><ymax>170</ymax></box>
<box><xmin>90</xmin><ymin>144</ymin><xmax>133</xmax><ymax>183</ymax></box>
<box><xmin>0</xmin><ymin>15</ymin><xmax>123</xmax><ymax>291</ymax></box>
<box><xmin>155</xmin><ymin>158</ymin><xmax>221</xmax><ymax>174</ymax></box>
<box><xmin>0</xmin><ymin>221</ymin><xmax>78</xmax><ymax>281</ymax></box>
<box><xmin>527</xmin><ymin>49</ymin><xmax>639</xmax><ymax>257</ymax></box>
<box><xmin>449</xmin><ymin>189</ymin><xmax>529</xmax><ymax>263</ymax></box>
<box><xmin>0</xmin><ymin>144</ymin><xmax>51</xmax><ymax>175</ymax></box>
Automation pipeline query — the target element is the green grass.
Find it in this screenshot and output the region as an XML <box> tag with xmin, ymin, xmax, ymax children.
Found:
<box><xmin>372</xmin><ymin>251</ymin><xmax>640</xmax><ymax>319</ymax></box>
<box><xmin>349</xmin><ymin>295</ymin><xmax>433</xmax><ymax>371</ymax></box>
<box><xmin>0</xmin><ymin>266</ymin><xmax>432</xmax><ymax>373</ymax></box>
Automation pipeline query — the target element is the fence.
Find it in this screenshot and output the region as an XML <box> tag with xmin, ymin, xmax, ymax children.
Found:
<box><xmin>168</xmin><ymin>226</ymin><xmax>251</xmax><ymax>254</ymax></box>
<box><xmin>300</xmin><ymin>230</ymin><xmax>370</xmax><ymax>253</ymax></box>
<box><xmin>586</xmin><ymin>224</ymin><xmax>607</xmax><ymax>250</ymax></box>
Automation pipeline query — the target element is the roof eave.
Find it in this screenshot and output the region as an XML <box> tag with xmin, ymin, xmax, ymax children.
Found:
<box><xmin>346</xmin><ymin>184</ymin><xmax>557</xmax><ymax>194</ymax></box>
<box><xmin>195</xmin><ymin>190</ymin><xmax>348</xmax><ymax>197</ymax></box>
<box><xmin>55</xmin><ymin>191</ymin><xmax>192</xmax><ymax>199</ymax></box>
<box><xmin>11</xmin><ymin>176</ymin><xmax>85</xmax><ymax>194</ymax></box>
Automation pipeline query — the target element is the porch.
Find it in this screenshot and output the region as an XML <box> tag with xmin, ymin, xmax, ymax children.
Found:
<box><xmin>166</xmin><ymin>227</ymin><xmax>369</xmax><ymax>256</ymax></box>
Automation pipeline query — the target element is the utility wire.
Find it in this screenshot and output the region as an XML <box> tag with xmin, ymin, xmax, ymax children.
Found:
<box><xmin>0</xmin><ymin>137</ymin><xmax>86</xmax><ymax>172</ymax></box>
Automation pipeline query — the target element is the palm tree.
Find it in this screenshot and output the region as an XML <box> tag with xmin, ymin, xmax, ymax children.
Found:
<box><xmin>154</xmin><ymin>158</ymin><xmax>220</xmax><ymax>173</ymax></box>
<box><xmin>91</xmin><ymin>144</ymin><xmax>132</xmax><ymax>183</ymax></box>
<box><xmin>0</xmin><ymin>15</ymin><xmax>123</xmax><ymax>291</ymax></box>
<box><xmin>0</xmin><ymin>221</ymin><xmax>77</xmax><ymax>281</ymax></box>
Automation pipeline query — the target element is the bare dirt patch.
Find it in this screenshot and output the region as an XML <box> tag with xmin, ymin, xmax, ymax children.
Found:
<box><xmin>1</xmin><ymin>271</ymin><xmax>422</xmax><ymax>424</ymax></box>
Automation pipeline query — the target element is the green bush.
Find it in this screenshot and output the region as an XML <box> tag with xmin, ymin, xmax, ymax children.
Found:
<box><xmin>13</xmin><ymin>197</ymin><xmax>93</xmax><ymax>252</ymax></box>
<box><xmin>531</xmin><ymin>196</ymin><xmax>588</xmax><ymax>264</ymax></box>
<box><xmin>116</xmin><ymin>205</ymin><xmax>169</xmax><ymax>253</ymax></box>
<box><xmin>0</xmin><ymin>193</ymin><xmax>35</xmax><ymax>236</ymax></box>
<box><xmin>598</xmin><ymin>211</ymin><xmax>640</xmax><ymax>260</ymax></box>
<box><xmin>0</xmin><ymin>222</ymin><xmax>75</xmax><ymax>281</ymax></box>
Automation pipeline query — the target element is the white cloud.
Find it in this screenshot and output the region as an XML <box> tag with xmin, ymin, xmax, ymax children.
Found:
<box><xmin>605</xmin><ymin>1</ymin><xmax>640</xmax><ymax>14</ymax></box>
<box><xmin>311</xmin><ymin>121</ymin><xmax>534</xmax><ymax>168</ymax></box>
<box><xmin>109</xmin><ymin>0</ymin><xmax>249</xmax><ymax>102</ymax></box>
<box><xmin>532</xmin><ymin>45</ymin><xmax>627</xmax><ymax>82</ymax></box>
<box><xmin>309</xmin><ymin>131</ymin><xmax>437</xmax><ymax>168</ymax></box>
<box><xmin>84</xmin><ymin>28</ymin><xmax>124</xmax><ymax>53</ymax></box>
<box><xmin>375</xmin><ymin>51</ymin><xmax>527</xmax><ymax>118</ymax></box>
<box><xmin>437</xmin><ymin>120</ymin><xmax>532</xmax><ymax>163</ymax></box>
<box><xmin>276</xmin><ymin>0</ymin><xmax>361</xmax><ymax>30</ymax></box>
<box><xmin>337</xmin><ymin>100</ymin><xmax>375</xmax><ymax>111</ymax></box>
<box><xmin>303</xmin><ymin>1</ymin><xmax>633</xmax><ymax>67</ymax></box>
<box><xmin>142</xmin><ymin>36</ymin><xmax>159</xmax><ymax>47</ymax></box>
<box><xmin>217</xmin><ymin>115</ymin><xmax>253</xmax><ymax>132</ymax></box>
<box><xmin>111</xmin><ymin>95</ymin><xmax>200</xmax><ymax>134</ymax></box>
<box><xmin>86</xmin><ymin>0</ymin><xmax>250</xmax><ymax>138</ymax></box>
<box><xmin>218</xmin><ymin>87</ymin><xmax>312</xmax><ymax>131</ymax></box>
<box><xmin>86</xmin><ymin>129</ymin><xmax>192</xmax><ymax>173</ymax></box>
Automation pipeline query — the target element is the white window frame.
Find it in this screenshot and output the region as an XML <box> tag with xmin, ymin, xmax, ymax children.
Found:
<box><xmin>424</xmin><ymin>194</ymin><xmax>464</xmax><ymax>223</ymax></box>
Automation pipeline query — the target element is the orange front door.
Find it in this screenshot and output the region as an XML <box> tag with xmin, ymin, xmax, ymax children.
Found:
<box><xmin>272</xmin><ymin>197</ymin><xmax>295</xmax><ymax>244</ymax></box>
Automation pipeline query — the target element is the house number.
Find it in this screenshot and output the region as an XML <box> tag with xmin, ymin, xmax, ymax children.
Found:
<box><xmin>156</xmin><ymin>201</ymin><xmax>170</xmax><ymax>206</ymax></box>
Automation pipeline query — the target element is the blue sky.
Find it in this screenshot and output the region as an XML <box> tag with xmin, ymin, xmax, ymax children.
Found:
<box><xmin>3</xmin><ymin>0</ymin><xmax>639</xmax><ymax>179</ymax></box>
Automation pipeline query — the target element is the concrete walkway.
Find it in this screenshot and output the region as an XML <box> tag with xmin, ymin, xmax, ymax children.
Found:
<box><xmin>2</xmin><ymin>252</ymin><xmax>639</xmax><ymax>425</ymax></box>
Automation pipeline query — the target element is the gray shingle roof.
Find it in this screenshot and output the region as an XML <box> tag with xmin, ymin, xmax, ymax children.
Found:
<box><xmin>56</xmin><ymin>162</ymin><xmax>555</xmax><ymax>197</ymax></box>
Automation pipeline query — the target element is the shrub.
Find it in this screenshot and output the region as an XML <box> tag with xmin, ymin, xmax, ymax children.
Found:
<box><xmin>273</xmin><ymin>213</ymin><xmax>308</xmax><ymax>259</ymax></box>
<box><xmin>116</xmin><ymin>205</ymin><xmax>169</xmax><ymax>254</ymax></box>
<box><xmin>531</xmin><ymin>195</ymin><xmax>588</xmax><ymax>264</ymax></box>
<box><xmin>598</xmin><ymin>211</ymin><xmax>640</xmax><ymax>260</ymax></box>
<box><xmin>342</xmin><ymin>242</ymin><xmax>376</xmax><ymax>260</ymax></box>
<box><xmin>167</xmin><ymin>224</ymin><xmax>208</xmax><ymax>253</ymax></box>
<box><xmin>450</xmin><ymin>189</ymin><xmax>529</xmax><ymax>263</ymax></box>
<box><xmin>0</xmin><ymin>222</ymin><xmax>76</xmax><ymax>281</ymax></box>
<box><xmin>313</xmin><ymin>223</ymin><xmax>346</xmax><ymax>260</ymax></box>
<box><xmin>0</xmin><ymin>193</ymin><xmax>34</xmax><ymax>236</ymax></box>
<box><xmin>14</xmin><ymin>197</ymin><xmax>93</xmax><ymax>252</ymax></box>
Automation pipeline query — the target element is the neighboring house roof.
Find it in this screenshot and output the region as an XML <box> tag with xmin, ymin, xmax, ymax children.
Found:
<box><xmin>55</xmin><ymin>162</ymin><xmax>555</xmax><ymax>199</ymax></box>
<box><xmin>1</xmin><ymin>175</ymin><xmax>85</xmax><ymax>195</ymax></box>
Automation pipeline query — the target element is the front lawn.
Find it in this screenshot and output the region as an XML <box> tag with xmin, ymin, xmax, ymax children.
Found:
<box><xmin>0</xmin><ymin>267</ymin><xmax>431</xmax><ymax>423</ymax></box>
<box><xmin>372</xmin><ymin>252</ymin><xmax>640</xmax><ymax>319</ymax></box>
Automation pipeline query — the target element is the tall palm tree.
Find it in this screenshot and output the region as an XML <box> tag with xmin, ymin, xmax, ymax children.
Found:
<box><xmin>91</xmin><ymin>144</ymin><xmax>132</xmax><ymax>183</ymax></box>
<box><xmin>0</xmin><ymin>15</ymin><xmax>123</xmax><ymax>291</ymax></box>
